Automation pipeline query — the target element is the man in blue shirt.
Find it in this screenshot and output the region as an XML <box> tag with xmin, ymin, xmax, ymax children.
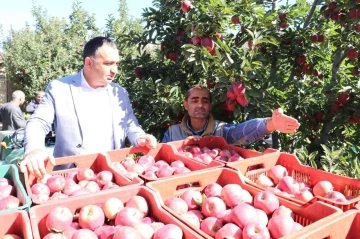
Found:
<box><xmin>162</xmin><ymin>85</ymin><xmax>300</xmax><ymax>145</ymax></box>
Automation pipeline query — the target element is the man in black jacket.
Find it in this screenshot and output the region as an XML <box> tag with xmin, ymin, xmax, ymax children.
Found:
<box><xmin>0</xmin><ymin>90</ymin><xmax>26</xmax><ymax>131</ymax></box>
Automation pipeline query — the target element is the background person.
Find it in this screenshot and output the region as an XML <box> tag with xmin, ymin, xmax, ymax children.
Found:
<box><xmin>20</xmin><ymin>36</ymin><xmax>157</xmax><ymax>177</ymax></box>
<box><xmin>25</xmin><ymin>91</ymin><xmax>45</xmax><ymax>114</ymax></box>
<box><xmin>0</xmin><ymin>90</ymin><xmax>26</xmax><ymax>131</ymax></box>
<box><xmin>162</xmin><ymin>85</ymin><xmax>300</xmax><ymax>145</ymax></box>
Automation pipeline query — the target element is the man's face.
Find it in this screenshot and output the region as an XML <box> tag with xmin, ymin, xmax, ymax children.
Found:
<box><xmin>183</xmin><ymin>88</ymin><xmax>212</xmax><ymax>119</ymax></box>
<box><xmin>87</xmin><ymin>44</ymin><xmax>120</xmax><ymax>87</ymax></box>
<box><xmin>36</xmin><ymin>93</ymin><xmax>45</xmax><ymax>103</ymax></box>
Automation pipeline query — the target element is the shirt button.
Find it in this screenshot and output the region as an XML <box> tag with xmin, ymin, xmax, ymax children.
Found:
<box><xmin>76</xmin><ymin>144</ymin><xmax>82</xmax><ymax>148</ymax></box>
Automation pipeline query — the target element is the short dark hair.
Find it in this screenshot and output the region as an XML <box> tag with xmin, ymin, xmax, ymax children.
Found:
<box><xmin>83</xmin><ymin>37</ymin><xmax>117</xmax><ymax>62</ymax></box>
<box><xmin>184</xmin><ymin>85</ymin><xmax>212</xmax><ymax>102</ymax></box>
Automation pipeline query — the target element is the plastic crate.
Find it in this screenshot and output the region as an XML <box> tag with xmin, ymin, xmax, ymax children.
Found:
<box><xmin>0</xmin><ymin>164</ymin><xmax>32</xmax><ymax>213</ymax></box>
<box><xmin>167</xmin><ymin>136</ymin><xmax>278</xmax><ymax>164</ymax></box>
<box><xmin>227</xmin><ymin>152</ymin><xmax>360</xmax><ymax>212</ymax></box>
<box><xmin>24</xmin><ymin>152</ymin><xmax>144</xmax><ymax>205</ymax></box>
<box><xmin>29</xmin><ymin>186</ymin><xmax>203</xmax><ymax>239</ymax></box>
<box><xmin>106</xmin><ymin>143</ymin><xmax>224</xmax><ymax>182</ymax></box>
<box><xmin>0</xmin><ymin>210</ymin><xmax>33</xmax><ymax>239</ymax></box>
<box><xmin>147</xmin><ymin>168</ymin><xmax>342</xmax><ymax>239</ymax></box>
<box><xmin>298</xmin><ymin>209</ymin><xmax>360</xmax><ymax>238</ymax></box>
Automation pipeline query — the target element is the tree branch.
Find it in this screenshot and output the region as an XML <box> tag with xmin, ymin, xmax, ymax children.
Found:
<box><xmin>303</xmin><ymin>0</ymin><xmax>320</xmax><ymax>29</ymax></box>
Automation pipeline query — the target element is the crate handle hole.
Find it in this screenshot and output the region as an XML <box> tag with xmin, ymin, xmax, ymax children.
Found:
<box><xmin>176</xmin><ymin>181</ymin><xmax>201</xmax><ymax>191</ymax></box>
<box><xmin>247</xmin><ymin>163</ymin><xmax>265</xmax><ymax>171</ymax></box>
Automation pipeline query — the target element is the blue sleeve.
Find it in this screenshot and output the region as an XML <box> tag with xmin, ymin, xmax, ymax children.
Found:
<box><xmin>223</xmin><ymin>118</ymin><xmax>270</xmax><ymax>145</ymax></box>
<box><xmin>162</xmin><ymin>130</ymin><xmax>170</xmax><ymax>143</ymax></box>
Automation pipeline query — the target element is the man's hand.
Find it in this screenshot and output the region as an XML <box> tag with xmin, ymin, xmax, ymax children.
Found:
<box><xmin>266</xmin><ymin>108</ymin><xmax>300</xmax><ymax>133</ymax></box>
<box><xmin>137</xmin><ymin>134</ymin><xmax>158</xmax><ymax>149</ymax></box>
<box><xmin>19</xmin><ymin>149</ymin><xmax>55</xmax><ymax>178</ymax></box>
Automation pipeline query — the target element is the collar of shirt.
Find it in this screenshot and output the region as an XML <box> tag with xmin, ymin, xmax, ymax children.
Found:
<box><xmin>186</xmin><ymin>118</ymin><xmax>209</xmax><ymax>136</ymax></box>
<box><xmin>80</xmin><ymin>69</ymin><xmax>109</xmax><ymax>90</ymax></box>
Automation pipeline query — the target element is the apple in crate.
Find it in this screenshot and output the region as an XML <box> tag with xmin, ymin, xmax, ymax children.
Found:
<box><xmin>164</xmin><ymin>197</ymin><xmax>188</xmax><ymax>214</ymax></box>
<box><xmin>204</xmin><ymin>183</ymin><xmax>223</xmax><ymax>198</ymax></box>
<box><xmin>102</xmin><ymin>197</ymin><xmax>124</xmax><ymax>220</ymax></box>
<box><xmin>0</xmin><ymin>185</ymin><xmax>15</xmax><ymax>199</ymax></box>
<box><xmin>137</xmin><ymin>155</ymin><xmax>155</xmax><ymax>170</ymax></box>
<box><xmin>313</xmin><ymin>181</ymin><xmax>333</xmax><ymax>197</ymax></box>
<box><xmin>78</xmin><ymin>205</ymin><xmax>105</xmax><ymax>231</ymax></box>
<box><xmin>180</xmin><ymin>189</ymin><xmax>202</xmax><ymax>210</ymax></box>
<box><xmin>215</xmin><ymin>223</ymin><xmax>242</xmax><ymax>239</ymax></box>
<box><xmin>1</xmin><ymin>234</ymin><xmax>22</xmax><ymax>239</ymax></box>
<box><xmin>133</xmin><ymin>223</ymin><xmax>155</xmax><ymax>239</ymax></box>
<box><xmin>72</xmin><ymin>229</ymin><xmax>98</xmax><ymax>239</ymax></box>
<box><xmin>43</xmin><ymin>232</ymin><xmax>67</xmax><ymax>239</ymax></box>
<box><xmin>115</xmin><ymin>207</ymin><xmax>143</xmax><ymax>227</ymax></box>
<box><xmin>268</xmin><ymin>214</ymin><xmax>296</xmax><ymax>239</ymax></box>
<box><xmin>200</xmin><ymin>217</ymin><xmax>223</xmax><ymax>237</ymax></box>
<box><xmin>0</xmin><ymin>178</ymin><xmax>10</xmax><ymax>187</ymax></box>
<box><xmin>46</xmin><ymin>175</ymin><xmax>66</xmax><ymax>193</ymax></box>
<box><xmin>113</xmin><ymin>226</ymin><xmax>142</xmax><ymax>239</ymax></box>
<box><xmin>202</xmin><ymin>197</ymin><xmax>227</xmax><ymax>218</ymax></box>
<box><xmin>254</xmin><ymin>191</ymin><xmax>280</xmax><ymax>215</ymax></box>
<box><xmin>153</xmin><ymin>224</ymin><xmax>183</xmax><ymax>239</ymax></box>
<box><xmin>243</xmin><ymin>222</ymin><xmax>270</xmax><ymax>239</ymax></box>
<box><xmin>46</xmin><ymin>206</ymin><xmax>73</xmax><ymax>232</ymax></box>
<box><xmin>77</xmin><ymin>168</ymin><xmax>95</xmax><ymax>181</ymax></box>
<box><xmin>0</xmin><ymin>195</ymin><xmax>20</xmax><ymax>210</ymax></box>
<box><xmin>31</xmin><ymin>183</ymin><xmax>51</xmax><ymax>196</ymax></box>
<box><xmin>267</xmin><ymin>165</ymin><xmax>288</xmax><ymax>184</ymax></box>
<box><xmin>96</xmin><ymin>170</ymin><xmax>113</xmax><ymax>186</ymax></box>
<box><xmin>126</xmin><ymin>195</ymin><xmax>149</xmax><ymax>217</ymax></box>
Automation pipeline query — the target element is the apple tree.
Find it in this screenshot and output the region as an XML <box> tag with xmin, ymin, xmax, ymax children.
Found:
<box><xmin>117</xmin><ymin>0</ymin><xmax>360</xmax><ymax>169</ymax></box>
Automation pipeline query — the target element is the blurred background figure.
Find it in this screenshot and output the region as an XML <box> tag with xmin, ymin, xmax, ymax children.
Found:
<box><xmin>26</xmin><ymin>91</ymin><xmax>45</xmax><ymax>114</ymax></box>
<box><xmin>0</xmin><ymin>90</ymin><xmax>26</xmax><ymax>131</ymax></box>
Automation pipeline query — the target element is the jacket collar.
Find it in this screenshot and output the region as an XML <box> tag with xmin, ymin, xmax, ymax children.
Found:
<box><xmin>180</xmin><ymin>113</ymin><xmax>215</xmax><ymax>136</ymax></box>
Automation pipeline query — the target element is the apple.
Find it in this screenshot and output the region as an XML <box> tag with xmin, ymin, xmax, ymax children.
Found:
<box><xmin>126</xmin><ymin>195</ymin><xmax>149</xmax><ymax>217</ymax></box>
<box><xmin>46</xmin><ymin>175</ymin><xmax>66</xmax><ymax>193</ymax></box>
<box><xmin>102</xmin><ymin>197</ymin><xmax>124</xmax><ymax>220</ymax></box>
<box><xmin>208</xmin><ymin>149</ymin><xmax>219</xmax><ymax>159</ymax></box>
<box><xmin>142</xmin><ymin>216</ymin><xmax>155</xmax><ymax>224</ymax></box>
<box><xmin>33</xmin><ymin>193</ymin><xmax>50</xmax><ymax>203</ymax></box>
<box><xmin>347</xmin><ymin>48</ymin><xmax>358</xmax><ymax>60</ymax></box>
<box><xmin>153</xmin><ymin>224</ymin><xmax>183</xmax><ymax>239</ymax></box>
<box><xmin>201</xmin><ymin>36</ymin><xmax>215</xmax><ymax>52</ymax></box>
<box><xmin>277</xmin><ymin>176</ymin><xmax>300</xmax><ymax>195</ymax></box>
<box><xmin>134</xmin><ymin>67</ymin><xmax>143</xmax><ymax>78</ymax></box>
<box><xmin>296</xmin><ymin>55</ymin><xmax>306</xmax><ymax>65</ymax></box>
<box><xmin>187</xmin><ymin>209</ymin><xmax>205</xmax><ymax>220</ymax></box>
<box><xmin>192</xmin><ymin>36</ymin><xmax>201</xmax><ymax>45</ymax></box>
<box><xmin>201</xmin><ymin>217</ymin><xmax>223</xmax><ymax>237</ymax></box>
<box><xmin>128</xmin><ymin>163</ymin><xmax>145</xmax><ymax>175</ymax></box>
<box><xmin>96</xmin><ymin>171</ymin><xmax>113</xmax><ymax>186</ymax></box>
<box><xmin>313</xmin><ymin>181</ymin><xmax>333</xmax><ymax>197</ymax></box>
<box><xmin>267</xmin><ymin>165</ymin><xmax>288</xmax><ymax>184</ymax></box>
<box><xmin>0</xmin><ymin>185</ymin><xmax>14</xmax><ymax>198</ymax></box>
<box><xmin>338</xmin><ymin>92</ymin><xmax>350</xmax><ymax>105</ymax></box>
<box><xmin>170</xmin><ymin>160</ymin><xmax>185</xmax><ymax>168</ymax></box>
<box><xmin>77</xmin><ymin>168</ymin><xmax>95</xmax><ymax>181</ymax></box>
<box><xmin>36</xmin><ymin>174</ymin><xmax>52</xmax><ymax>184</ymax></box>
<box><xmin>243</xmin><ymin>222</ymin><xmax>270</xmax><ymax>239</ymax></box>
<box><xmin>221</xmin><ymin>184</ymin><xmax>252</xmax><ymax>207</ymax></box>
<box><xmin>0</xmin><ymin>178</ymin><xmax>10</xmax><ymax>187</ymax></box>
<box><xmin>78</xmin><ymin>204</ymin><xmax>105</xmax><ymax>231</ymax></box>
<box><xmin>156</xmin><ymin>165</ymin><xmax>175</xmax><ymax>178</ymax></box>
<box><xmin>72</xmin><ymin>229</ymin><xmax>98</xmax><ymax>239</ymax></box>
<box><xmin>204</xmin><ymin>182</ymin><xmax>222</xmax><ymax>197</ymax></box>
<box><xmin>294</xmin><ymin>190</ymin><xmax>314</xmax><ymax>202</ymax></box>
<box><xmin>62</xmin><ymin>182</ymin><xmax>81</xmax><ymax>196</ymax></box>
<box><xmin>254</xmin><ymin>191</ymin><xmax>280</xmax><ymax>215</ymax></box>
<box><xmin>154</xmin><ymin>160</ymin><xmax>169</xmax><ymax>168</ymax></box>
<box><xmin>255</xmin><ymin>174</ymin><xmax>274</xmax><ymax>188</ymax></box>
<box><xmin>121</xmin><ymin>157</ymin><xmax>136</xmax><ymax>170</ymax></box>
<box><xmin>46</xmin><ymin>206</ymin><xmax>73</xmax><ymax>232</ymax></box>
<box><xmin>256</xmin><ymin>208</ymin><xmax>269</xmax><ymax>227</ymax></box>
<box><xmin>43</xmin><ymin>233</ymin><xmax>65</xmax><ymax>239</ymax></box>
<box><xmin>133</xmin><ymin>223</ymin><xmax>155</xmax><ymax>239</ymax></box>
<box><xmin>173</xmin><ymin>166</ymin><xmax>191</xmax><ymax>175</ymax></box>
<box><xmin>94</xmin><ymin>225</ymin><xmax>118</xmax><ymax>239</ymax></box>
<box><xmin>138</xmin><ymin>155</ymin><xmax>155</xmax><ymax>170</ymax></box>
<box><xmin>231</xmin><ymin>15</ymin><xmax>240</xmax><ymax>24</ymax></box>
<box><xmin>115</xmin><ymin>207</ymin><xmax>143</xmax><ymax>227</ymax></box>
<box><xmin>84</xmin><ymin>181</ymin><xmax>101</xmax><ymax>193</ymax></box>
<box><xmin>164</xmin><ymin>197</ymin><xmax>188</xmax><ymax>214</ymax></box>
<box><xmin>202</xmin><ymin>196</ymin><xmax>227</xmax><ymax>218</ymax></box>
<box><xmin>182</xmin><ymin>212</ymin><xmax>201</xmax><ymax>228</ymax></box>
<box><xmin>151</xmin><ymin>222</ymin><xmax>165</xmax><ymax>233</ymax></box>
<box><xmin>0</xmin><ymin>195</ymin><xmax>20</xmax><ymax>210</ymax></box>
<box><xmin>63</xmin><ymin>226</ymin><xmax>77</xmax><ymax>239</ymax></box>
<box><xmin>181</xmin><ymin>0</ymin><xmax>192</xmax><ymax>13</ymax></box>
<box><xmin>112</xmin><ymin>162</ymin><xmax>127</xmax><ymax>174</ymax></box>
<box><xmin>215</xmin><ymin>223</ymin><xmax>242</xmax><ymax>239</ymax></box>
<box><xmin>180</xmin><ymin>189</ymin><xmax>202</xmax><ymax>210</ymax></box>
<box><xmin>231</xmin><ymin>203</ymin><xmax>258</xmax><ymax>228</ymax></box>
<box><xmin>268</xmin><ymin>215</ymin><xmax>296</xmax><ymax>239</ymax></box>
<box><xmin>325</xmin><ymin>191</ymin><xmax>348</xmax><ymax>202</ymax></box>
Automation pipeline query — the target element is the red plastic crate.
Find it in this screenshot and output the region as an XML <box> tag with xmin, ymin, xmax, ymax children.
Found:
<box><xmin>0</xmin><ymin>210</ymin><xmax>32</xmax><ymax>239</ymax></box>
<box><xmin>106</xmin><ymin>143</ymin><xmax>224</xmax><ymax>182</ymax></box>
<box><xmin>147</xmin><ymin>168</ymin><xmax>342</xmax><ymax>239</ymax></box>
<box><xmin>24</xmin><ymin>152</ymin><xmax>144</xmax><ymax>205</ymax></box>
<box><xmin>167</xmin><ymin>136</ymin><xmax>278</xmax><ymax>164</ymax></box>
<box><xmin>29</xmin><ymin>186</ymin><xmax>203</xmax><ymax>239</ymax></box>
<box><xmin>227</xmin><ymin>152</ymin><xmax>360</xmax><ymax>211</ymax></box>
<box><xmin>298</xmin><ymin>209</ymin><xmax>360</xmax><ymax>238</ymax></box>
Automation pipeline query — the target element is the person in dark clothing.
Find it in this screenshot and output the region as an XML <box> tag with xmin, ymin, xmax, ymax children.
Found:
<box><xmin>26</xmin><ymin>91</ymin><xmax>45</xmax><ymax>114</ymax></box>
<box><xmin>0</xmin><ymin>90</ymin><xmax>26</xmax><ymax>131</ymax></box>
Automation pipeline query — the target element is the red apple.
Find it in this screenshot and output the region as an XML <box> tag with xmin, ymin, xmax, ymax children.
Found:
<box><xmin>202</xmin><ymin>196</ymin><xmax>227</xmax><ymax>218</ymax></box>
<box><xmin>153</xmin><ymin>224</ymin><xmax>183</xmax><ymax>239</ymax></box>
<box><xmin>115</xmin><ymin>207</ymin><xmax>143</xmax><ymax>227</ymax></box>
<box><xmin>102</xmin><ymin>197</ymin><xmax>124</xmax><ymax>220</ymax></box>
<box><xmin>201</xmin><ymin>36</ymin><xmax>215</xmax><ymax>52</ymax></box>
<box><xmin>72</xmin><ymin>229</ymin><xmax>98</xmax><ymax>239</ymax></box>
<box><xmin>231</xmin><ymin>203</ymin><xmax>258</xmax><ymax>228</ymax></box>
<box><xmin>200</xmin><ymin>217</ymin><xmax>223</xmax><ymax>237</ymax></box>
<box><xmin>46</xmin><ymin>175</ymin><xmax>66</xmax><ymax>193</ymax></box>
<box><xmin>231</xmin><ymin>15</ymin><xmax>240</xmax><ymax>24</ymax></box>
<box><xmin>96</xmin><ymin>171</ymin><xmax>113</xmax><ymax>186</ymax></box>
<box><xmin>243</xmin><ymin>222</ymin><xmax>270</xmax><ymax>239</ymax></box>
<box><xmin>313</xmin><ymin>181</ymin><xmax>333</xmax><ymax>197</ymax></box>
<box><xmin>347</xmin><ymin>48</ymin><xmax>358</xmax><ymax>60</ymax></box>
<box><xmin>294</xmin><ymin>190</ymin><xmax>314</xmax><ymax>202</ymax></box>
<box><xmin>78</xmin><ymin>205</ymin><xmax>105</xmax><ymax>231</ymax></box>
<box><xmin>204</xmin><ymin>183</ymin><xmax>223</xmax><ymax>197</ymax></box>
<box><xmin>254</xmin><ymin>191</ymin><xmax>280</xmax><ymax>215</ymax></box>
<box><xmin>46</xmin><ymin>206</ymin><xmax>73</xmax><ymax>232</ymax></box>
<box><xmin>272</xmin><ymin>205</ymin><xmax>294</xmax><ymax>218</ymax></box>
<box><xmin>267</xmin><ymin>165</ymin><xmax>288</xmax><ymax>184</ymax></box>
<box><xmin>215</xmin><ymin>223</ymin><xmax>242</xmax><ymax>239</ymax></box>
<box><xmin>133</xmin><ymin>223</ymin><xmax>155</xmax><ymax>239</ymax></box>
<box><xmin>77</xmin><ymin>168</ymin><xmax>95</xmax><ymax>181</ymax></box>
<box><xmin>221</xmin><ymin>184</ymin><xmax>252</xmax><ymax>207</ymax></box>
<box><xmin>181</xmin><ymin>0</ymin><xmax>192</xmax><ymax>13</ymax></box>
<box><xmin>268</xmin><ymin>215</ymin><xmax>296</xmax><ymax>239</ymax></box>
<box><xmin>255</xmin><ymin>174</ymin><xmax>274</xmax><ymax>188</ymax></box>
<box><xmin>0</xmin><ymin>185</ymin><xmax>14</xmax><ymax>198</ymax></box>
<box><xmin>192</xmin><ymin>36</ymin><xmax>201</xmax><ymax>45</ymax></box>
<box><xmin>0</xmin><ymin>195</ymin><xmax>20</xmax><ymax>210</ymax></box>
<box><xmin>180</xmin><ymin>189</ymin><xmax>202</xmax><ymax>210</ymax></box>
<box><xmin>338</xmin><ymin>92</ymin><xmax>350</xmax><ymax>104</ymax></box>
<box><xmin>126</xmin><ymin>195</ymin><xmax>149</xmax><ymax>217</ymax></box>
<box><xmin>164</xmin><ymin>197</ymin><xmax>188</xmax><ymax>214</ymax></box>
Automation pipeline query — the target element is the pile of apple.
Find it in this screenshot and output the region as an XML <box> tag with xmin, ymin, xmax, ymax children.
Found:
<box><xmin>30</xmin><ymin>169</ymin><xmax>120</xmax><ymax>203</ymax></box>
<box><xmin>42</xmin><ymin>195</ymin><xmax>184</xmax><ymax>239</ymax></box>
<box><xmin>164</xmin><ymin>183</ymin><xmax>304</xmax><ymax>239</ymax></box>
<box><xmin>111</xmin><ymin>155</ymin><xmax>192</xmax><ymax>180</ymax></box>
<box><xmin>0</xmin><ymin>177</ymin><xmax>20</xmax><ymax>210</ymax></box>
<box><xmin>176</xmin><ymin>145</ymin><xmax>244</xmax><ymax>164</ymax></box>
<box><xmin>254</xmin><ymin>165</ymin><xmax>351</xmax><ymax>203</ymax></box>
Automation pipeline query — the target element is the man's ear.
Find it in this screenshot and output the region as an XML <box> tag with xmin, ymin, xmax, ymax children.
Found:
<box><xmin>183</xmin><ymin>100</ymin><xmax>188</xmax><ymax>110</ymax></box>
<box><xmin>84</xmin><ymin>57</ymin><xmax>92</xmax><ymax>68</ymax></box>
